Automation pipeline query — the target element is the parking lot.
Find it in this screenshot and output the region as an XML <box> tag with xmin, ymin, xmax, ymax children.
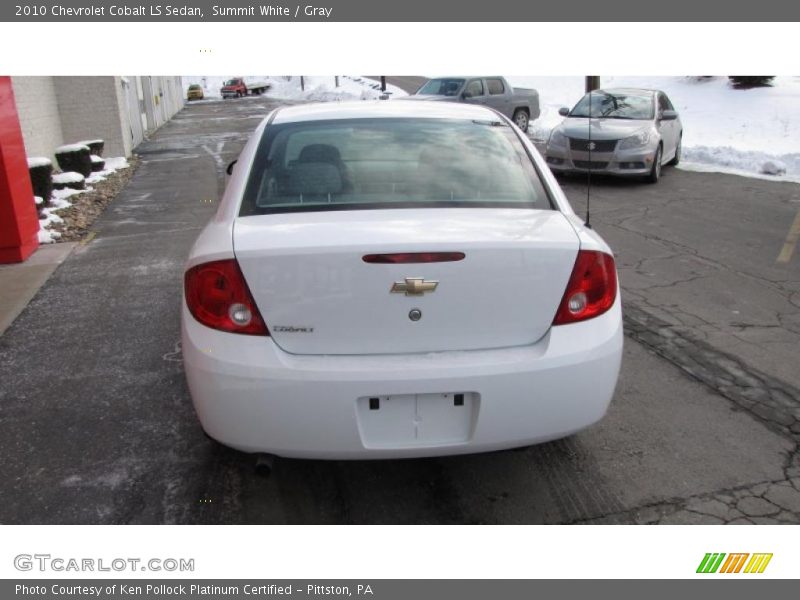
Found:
<box><xmin>0</xmin><ymin>95</ymin><xmax>798</xmax><ymax>524</ymax></box>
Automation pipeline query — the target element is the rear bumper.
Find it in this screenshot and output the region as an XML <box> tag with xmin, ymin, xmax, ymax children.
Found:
<box><xmin>181</xmin><ymin>298</ymin><xmax>623</xmax><ymax>459</ymax></box>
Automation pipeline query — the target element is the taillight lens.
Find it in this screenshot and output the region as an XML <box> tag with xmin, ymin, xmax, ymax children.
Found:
<box><xmin>552</xmin><ymin>250</ymin><xmax>617</xmax><ymax>325</ymax></box>
<box><xmin>184</xmin><ymin>259</ymin><xmax>269</xmax><ymax>335</ymax></box>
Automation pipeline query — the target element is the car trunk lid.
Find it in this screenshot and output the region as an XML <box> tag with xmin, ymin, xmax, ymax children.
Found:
<box><xmin>233</xmin><ymin>208</ymin><xmax>580</xmax><ymax>355</ymax></box>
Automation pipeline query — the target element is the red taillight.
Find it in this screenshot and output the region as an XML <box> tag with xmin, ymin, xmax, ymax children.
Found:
<box><xmin>552</xmin><ymin>250</ymin><xmax>617</xmax><ymax>325</ymax></box>
<box><xmin>362</xmin><ymin>252</ymin><xmax>465</xmax><ymax>264</ymax></box>
<box><xmin>184</xmin><ymin>259</ymin><xmax>269</xmax><ymax>336</ymax></box>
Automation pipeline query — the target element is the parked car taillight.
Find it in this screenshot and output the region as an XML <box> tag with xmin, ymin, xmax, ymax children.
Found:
<box><xmin>184</xmin><ymin>259</ymin><xmax>269</xmax><ymax>335</ymax></box>
<box><xmin>552</xmin><ymin>250</ymin><xmax>617</xmax><ymax>325</ymax></box>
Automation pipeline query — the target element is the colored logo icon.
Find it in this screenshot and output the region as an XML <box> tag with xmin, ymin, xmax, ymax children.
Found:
<box><xmin>697</xmin><ymin>553</ymin><xmax>773</xmax><ymax>574</ymax></box>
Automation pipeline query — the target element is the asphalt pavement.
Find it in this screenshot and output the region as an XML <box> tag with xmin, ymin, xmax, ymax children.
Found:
<box><xmin>0</xmin><ymin>94</ymin><xmax>798</xmax><ymax>524</ymax></box>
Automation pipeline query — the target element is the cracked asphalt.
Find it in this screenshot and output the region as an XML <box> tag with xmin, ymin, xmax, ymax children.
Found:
<box><xmin>0</xmin><ymin>95</ymin><xmax>799</xmax><ymax>524</ymax></box>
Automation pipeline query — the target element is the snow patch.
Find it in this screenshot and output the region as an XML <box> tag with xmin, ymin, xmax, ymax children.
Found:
<box><xmin>86</xmin><ymin>156</ymin><xmax>129</xmax><ymax>184</ymax></box>
<box><xmin>52</xmin><ymin>186</ymin><xmax>91</xmax><ymax>202</ymax></box>
<box><xmin>53</xmin><ymin>171</ymin><xmax>85</xmax><ymax>184</ymax></box>
<box><xmin>102</xmin><ymin>156</ymin><xmax>129</xmax><ymax>171</ymax></box>
<box><xmin>37</xmin><ymin>228</ymin><xmax>60</xmax><ymax>244</ymax></box>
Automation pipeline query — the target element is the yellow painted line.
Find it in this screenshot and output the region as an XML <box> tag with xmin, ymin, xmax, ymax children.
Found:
<box><xmin>777</xmin><ymin>207</ymin><xmax>800</xmax><ymax>263</ymax></box>
<box><xmin>80</xmin><ymin>231</ymin><xmax>97</xmax><ymax>246</ymax></box>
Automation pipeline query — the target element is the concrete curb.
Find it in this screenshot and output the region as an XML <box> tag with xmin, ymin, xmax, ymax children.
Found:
<box><xmin>0</xmin><ymin>241</ymin><xmax>78</xmax><ymax>336</ymax></box>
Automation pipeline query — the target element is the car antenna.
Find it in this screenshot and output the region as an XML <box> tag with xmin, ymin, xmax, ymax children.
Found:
<box><xmin>585</xmin><ymin>88</ymin><xmax>593</xmax><ymax>229</ymax></box>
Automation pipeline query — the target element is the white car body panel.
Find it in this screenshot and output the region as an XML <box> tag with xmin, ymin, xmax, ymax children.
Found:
<box><xmin>182</xmin><ymin>100</ymin><xmax>623</xmax><ymax>459</ymax></box>
<box><xmin>182</xmin><ymin>295</ymin><xmax>622</xmax><ymax>459</ymax></box>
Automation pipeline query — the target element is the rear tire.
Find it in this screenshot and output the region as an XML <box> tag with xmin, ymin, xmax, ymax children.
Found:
<box><xmin>513</xmin><ymin>109</ymin><xmax>530</xmax><ymax>133</ymax></box>
<box><xmin>668</xmin><ymin>134</ymin><xmax>682</xmax><ymax>166</ymax></box>
<box><xmin>645</xmin><ymin>145</ymin><xmax>663</xmax><ymax>184</ymax></box>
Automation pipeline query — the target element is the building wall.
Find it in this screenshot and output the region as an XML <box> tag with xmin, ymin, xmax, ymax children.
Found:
<box><xmin>10</xmin><ymin>76</ymin><xmax>185</xmax><ymax>164</ymax></box>
<box><xmin>142</xmin><ymin>76</ymin><xmax>185</xmax><ymax>134</ymax></box>
<box><xmin>55</xmin><ymin>76</ymin><xmax>130</xmax><ymax>158</ymax></box>
<box><xmin>10</xmin><ymin>76</ymin><xmax>65</xmax><ymax>162</ymax></box>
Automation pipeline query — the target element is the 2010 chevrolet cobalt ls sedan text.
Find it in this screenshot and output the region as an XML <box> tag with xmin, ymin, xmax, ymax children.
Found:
<box><xmin>182</xmin><ymin>101</ymin><xmax>623</xmax><ymax>459</ymax></box>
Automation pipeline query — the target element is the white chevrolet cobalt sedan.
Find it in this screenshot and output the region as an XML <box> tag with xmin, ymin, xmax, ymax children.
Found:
<box><xmin>182</xmin><ymin>101</ymin><xmax>623</xmax><ymax>460</ymax></box>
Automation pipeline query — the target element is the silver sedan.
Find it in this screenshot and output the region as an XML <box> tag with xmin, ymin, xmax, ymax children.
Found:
<box><xmin>545</xmin><ymin>88</ymin><xmax>683</xmax><ymax>183</ymax></box>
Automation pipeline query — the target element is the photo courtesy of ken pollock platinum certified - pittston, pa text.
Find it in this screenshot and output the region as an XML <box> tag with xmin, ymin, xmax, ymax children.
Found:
<box><xmin>15</xmin><ymin>584</ymin><xmax>374</xmax><ymax>597</ymax></box>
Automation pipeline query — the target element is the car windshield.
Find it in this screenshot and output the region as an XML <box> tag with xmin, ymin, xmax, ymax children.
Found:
<box><xmin>417</xmin><ymin>79</ymin><xmax>466</xmax><ymax>97</ymax></box>
<box><xmin>240</xmin><ymin>118</ymin><xmax>551</xmax><ymax>215</ymax></box>
<box><xmin>569</xmin><ymin>91</ymin><xmax>654</xmax><ymax>120</ymax></box>
<box><xmin>224</xmin><ymin>80</ymin><xmax>238</xmax><ymax>86</ymax></box>
<box><xmin>189</xmin><ymin>85</ymin><xmax>200</xmax><ymax>90</ymax></box>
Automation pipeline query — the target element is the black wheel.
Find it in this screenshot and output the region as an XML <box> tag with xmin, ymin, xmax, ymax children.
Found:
<box><xmin>668</xmin><ymin>134</ymin><xmax>682</xmax><ymax>166</ymax></box>
<box><xmin>513</xmin><ymin>109</ymin><xmax>530</xmax><ymax>133</ymax></box>
<box><xmin>646</xmin><ymin>145</ymin><xmax>663</xmax><ymax>184</ymax></box>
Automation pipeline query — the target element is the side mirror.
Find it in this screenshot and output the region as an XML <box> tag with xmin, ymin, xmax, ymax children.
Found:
<box><xmin>226</xmin><ymin>159</ymin><xmax>237</xmax><ymax>176</ymax></box>
<box><xmin>558</xmin><ymin>107</ymin><xmax>570</xmax><ymax>117</ymax></box>
<box><xmin>660</xmin><ymin>110</ymin><xmax>678</xmax><ymax>121</ymax></box>
<box><xmin>462</xmin><ymin>91</ymin><xmax>472</xmax><ymax>100</ymax></box>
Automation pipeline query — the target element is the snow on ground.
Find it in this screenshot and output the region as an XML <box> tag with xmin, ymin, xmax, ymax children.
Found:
<box><xmin>181</xmin><ymin>76</ymin><xmax>407</xmax><ymax>102</ymax></box>
<box><xmin>53</xmin><ymin>171</ymin><xmax>85</xmax><ymax>185</ymax></box>
<box><xmin>37</xmin><ymin>157</ymin><xmax>130</xmax><ymax>242</ymax></box>
<box><xmin>507</xmin><ymin>76</ymin><xmax>800</xmax><ymax>183</ymax></box>
<box><xmin>86</xmin><ymin>156</ymin><xmax>129</xmax><ymax>184</ymax></box>
<box><xmin>37</xmin><ymin>205</ymin><xmax>63</xmax><ymax>244</ymax></box>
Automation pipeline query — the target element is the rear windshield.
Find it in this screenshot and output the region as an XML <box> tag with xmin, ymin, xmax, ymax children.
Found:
<box><xmin>239</xmin><ymin>118</ymin><xmax>552</xmax><ymax>216</ymax></box>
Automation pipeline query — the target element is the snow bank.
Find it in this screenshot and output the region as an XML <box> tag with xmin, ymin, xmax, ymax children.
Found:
<box><xmin>264</xmin><ymin>76</ymin><xmax>407</xmax><ymax>102</ymax></box>
<box><xmin>181</xmin><ymin>75</ymin><xmax>408</xmax><ymax>103</ymax></box>
<box><xmin>507</xmin><ymin>75</ymin><xmax>800</xmax><ymax>183</ymax></box>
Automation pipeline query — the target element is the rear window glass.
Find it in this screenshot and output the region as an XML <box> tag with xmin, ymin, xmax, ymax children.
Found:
<box><xmin>239</xmin><ymin>118</ymin><xmax>552</xmax><ymax>215</ymax></box>
<box><xmin>487</xmin><ymin>78</ymin><xmax>505</xmax><ymax>95</ymax></box>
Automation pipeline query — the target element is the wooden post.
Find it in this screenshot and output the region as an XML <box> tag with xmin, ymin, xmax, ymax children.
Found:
<box><xmin>300</xmin><ymin>76</ymin><xmax>305</xmax><ymax>92</ymax></box>
<box><xmin>335</xmin><ymin>76</ymin><xmax>339</xmax><ymax>87</ymax></box>
<box><xmin>585</xmin><ymin>76</ymin><xmax>601</xmax><ymax>93</ymax></box>
<box><xmin>381</xmin><ymin>76</ymin><xmax>386</xmax><ymax>92</ymax></box>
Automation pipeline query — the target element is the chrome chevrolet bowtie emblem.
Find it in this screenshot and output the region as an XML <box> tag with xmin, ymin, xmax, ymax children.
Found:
<box><xmin>391</xmin><ymin>277</ymin><xmax>439</xmax><ymax>296</ymax></box>
<box><xmin>587</xmin><ymin>141</ymin><xmax>596</xmax><ymax>151</ymax></box>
